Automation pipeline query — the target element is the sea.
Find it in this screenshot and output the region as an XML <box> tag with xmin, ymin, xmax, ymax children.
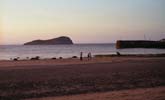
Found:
<box><xmin>0</xmin><ymin>44</ymin><xmax>165</xmax><ymax>60</ymax></box>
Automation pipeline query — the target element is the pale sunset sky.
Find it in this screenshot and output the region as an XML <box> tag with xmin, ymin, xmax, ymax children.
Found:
<box><xmin>1</xmin><ymin>0</ymin><xmax>165</xmax><ymax>44</ymax></box>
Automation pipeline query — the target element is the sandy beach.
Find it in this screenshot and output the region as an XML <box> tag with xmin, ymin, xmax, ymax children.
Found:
<box><xmin>0</xmin><ymin>57</ymin><xmax>165</xmax><ymax>100</ymax></box>
<box><xmin>27</xmin><ymin>86</ymin><xmax>165</xmax><ymax>100</ymax></box>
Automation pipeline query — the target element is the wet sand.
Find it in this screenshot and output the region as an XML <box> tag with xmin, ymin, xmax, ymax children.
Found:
<box><xmin>0</xmin><ymin>57</ymin><xmax>165</xmax><ymax>99</ymax></box>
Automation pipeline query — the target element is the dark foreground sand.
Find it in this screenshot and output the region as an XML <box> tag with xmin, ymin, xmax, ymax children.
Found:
<box><xmin>0</xmin><ymin>57</ymin><xmax>165</xmax><ymax>100</ymax></box>
<box><xmin>27</xmin><ymin>86</ymin><xmax>165</xmax><ymax>100</ymax></box>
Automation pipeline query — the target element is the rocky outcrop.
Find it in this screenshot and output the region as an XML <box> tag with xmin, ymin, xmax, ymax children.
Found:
<box><xmin>24</xmin><ymin>36</ymin><xmax>73</xmax><ymax>45</ymax></box>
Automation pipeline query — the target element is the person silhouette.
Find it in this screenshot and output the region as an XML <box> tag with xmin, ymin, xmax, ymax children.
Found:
<box><xmin>87</xmin><ymin>52</ymin><xmax>92</xmax><ymax>60</ymax></box>
<box><xmin>80</xmin><ymin>52</ymin><xmax>83</xmax><ymax>61</ymax></box>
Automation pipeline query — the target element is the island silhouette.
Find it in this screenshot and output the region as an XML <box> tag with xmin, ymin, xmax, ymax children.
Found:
<box><xmin>24</xmin><ymin>36</ymin><xmax>73</xmax><ymax>45</ymax></box>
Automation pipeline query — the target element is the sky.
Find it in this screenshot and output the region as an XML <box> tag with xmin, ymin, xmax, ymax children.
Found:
<box><xmin>1</xmin><ymin>0</ymin><xmax>165</xmax><ymax>44</ymax></box>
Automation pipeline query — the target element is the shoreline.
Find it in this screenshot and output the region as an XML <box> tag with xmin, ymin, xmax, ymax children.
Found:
<box><xmin>95</xmin><ymin>53</ymin><xmax>165</xmax><ymax>57</ymax></box>
<box><xmin>1</xmin><ymin>56</ymin><xmax>165</xmax><ymax>68</ymax></box>
<box><xmin>1</xmin><ymin>53</ymin><xmax>165</xmax><ymax>62</ymax></box>
<box><xmin>0</xmin><ymin>52</ymin><xmax>165</xmax><ymax>61</ymax></box>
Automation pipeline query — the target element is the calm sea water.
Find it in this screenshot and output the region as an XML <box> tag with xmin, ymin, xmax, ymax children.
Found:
<box><xmin>0</xmin><ymin>44</ymin><xmax>165</xmax><ymax>60</ymax></box>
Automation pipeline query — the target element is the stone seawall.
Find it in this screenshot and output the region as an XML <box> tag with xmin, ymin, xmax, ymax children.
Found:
<box><xmin>116</xmin><ymin>40</ymin><xmax>165</xmax><ymax>49</ymax></box>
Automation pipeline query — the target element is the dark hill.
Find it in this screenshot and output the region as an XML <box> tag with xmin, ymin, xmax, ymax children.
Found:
<box><xmin>24</xmin><ymin>36</ymin><xmax>73</xmax><ymax>45</ymax></box>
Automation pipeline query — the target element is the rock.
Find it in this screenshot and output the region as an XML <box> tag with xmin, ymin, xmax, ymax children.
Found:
<box><xmin>13</xmin><ymin>58</ymin><xmax>18</xmax><ymax>61</ymax></box>
<box><xmin>59</xmin><ymin>57</ymin><xmax>63</xmax><ymax>59</ymax></box>
<box><xmin>72</xmin><ymin>56</ymin><xmax>78</xmax><ymax>59</ymax></box>
<box><xmin>51</xmin><ymin>57</ymin><xmax>57</xmax><ymax>60</ymax></box>
<box><xmin>30</xmin><ymin>56</ymin><xmax>40</xmax><ymax>60</ymax></box>
<box><xmin>24</xmin><ymin>36</ymin><xmax>73</xmax><ymax>45</ymax></box>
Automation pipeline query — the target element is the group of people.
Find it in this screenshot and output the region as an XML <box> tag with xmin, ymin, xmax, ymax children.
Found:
<box><xmin>80</xmin><ymin>52</ymin><xmax>92</xmax><ymax>61</ymax></box>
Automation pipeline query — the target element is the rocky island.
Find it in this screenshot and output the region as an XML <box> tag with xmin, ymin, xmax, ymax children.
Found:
<box><xmin>24</xmin><ymin>36</ymin><xmax>73</xmax><ymax>45</ymax></box>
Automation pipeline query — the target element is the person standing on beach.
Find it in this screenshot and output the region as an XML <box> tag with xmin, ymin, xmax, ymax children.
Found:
<box><xmin>87</xmin><ymin>52</ymin><xmax>92</xmax><ymax>60</ymax></box>
<box><xmin>80</xmin><ymin>52</ymin><xmax>83</xmax><ymax>61</ymax></box>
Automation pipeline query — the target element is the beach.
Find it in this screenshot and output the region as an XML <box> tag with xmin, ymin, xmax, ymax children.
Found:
<box><xmin>27</xmin><ymin>86</ymin><xmax>165</xmax><ymax>100</ymax></box>
<box><xmin>0</xmin><ymin>57</ymin><xmax>165</xmax><ymax>100</ymax></box>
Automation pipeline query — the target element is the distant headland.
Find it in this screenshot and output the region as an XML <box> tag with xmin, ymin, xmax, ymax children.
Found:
<box><xmin>24</xmin><ymin>36</ymin><xmax>73</xmax><ymax>45</ymax></box>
